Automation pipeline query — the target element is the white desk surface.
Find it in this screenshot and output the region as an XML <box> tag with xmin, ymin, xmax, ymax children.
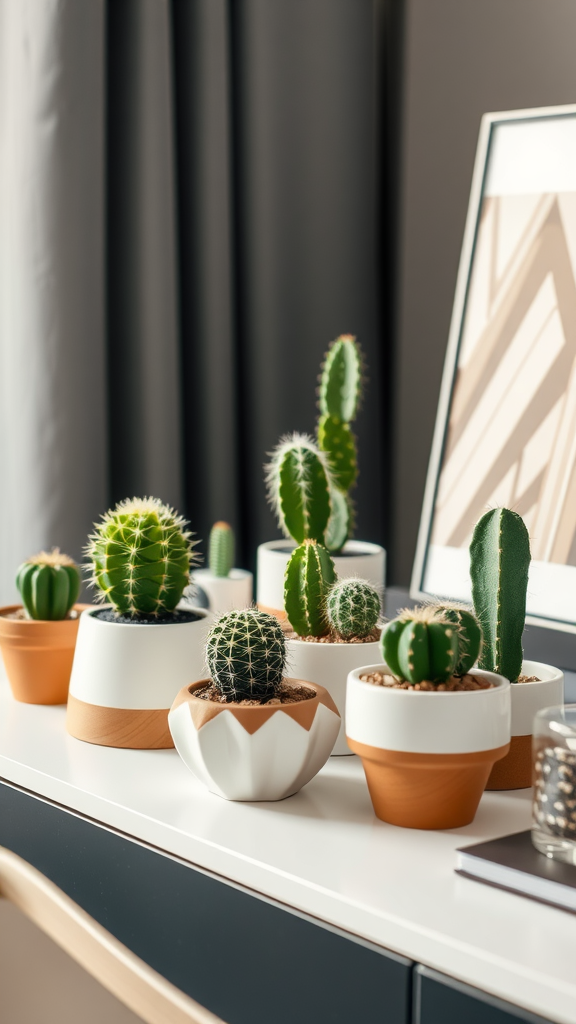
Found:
<box><xmin>1</xmin><ymin>670</ymin><xmax>576</xmax><ymax>1024</ymax></box>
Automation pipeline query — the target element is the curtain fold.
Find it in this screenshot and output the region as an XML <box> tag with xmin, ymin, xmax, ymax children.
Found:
<box><xmin>0</xmin><ymin>0</ymin><xmax>387</xmax><ymax>602</ymax></box>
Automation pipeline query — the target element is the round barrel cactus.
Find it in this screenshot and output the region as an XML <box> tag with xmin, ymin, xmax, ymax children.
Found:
<box><xmin>206</xmin><ymin>608</ymin><xmax>287</xmax><ymax>702</ymax></box>
<box><xmin>381</xmin><ymin>608</ymin><xmax>459</xmax><ymax>685</ymax></box>
<box><xmin>326</xmin><ymin>578</ymin><xmax>380</xmax><ymax>640</ymax></box>
<box><xmin>16</xmin><ymin>549</ymin><xmax>80</xmax><ymax>621</ymax></box>
<box><xmin>87</xmin><ymin>497</ymin><xmax>197</xmax><ymax>617</ymax></box>
<box><xmin>209</xmin><ymin>521</ymin><xmax>234</xmax><ymax>578</ymax></box>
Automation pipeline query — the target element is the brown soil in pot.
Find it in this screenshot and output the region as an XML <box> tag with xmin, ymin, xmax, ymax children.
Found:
<box><xmin>284</xmin><ymin>627</ymin><xmax>381</xmax><ymax>644</ymax></box>
<box><xmin>359</xmin><ymin>671</ymin><xmax>492</xmax><ymax>691</ymax></box>
<box><xmin>2</xmin><ymin>607</ymin><xmax>81</xmax><ymax>622</ymax></box>
<box><xmin>193</xmin><ymin>680</ymin><xmax>315</xmax><ymax>706</ymax></box>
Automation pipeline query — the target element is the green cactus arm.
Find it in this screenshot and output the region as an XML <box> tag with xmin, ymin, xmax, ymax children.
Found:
<box><xmin>470</xmin><ymin>508</ymin><xmax>530</xmax><ymax>682</ymax></box>
<box><xmin>284</xmin><ymin>541</ymin><xmax>335</xmax><ymax>637</ymax></box>
<box><xmin>317</xmin><ymin>414</ymin><xmax>358</xmax><ymax>493</ymax></box>
<box><xmin>209</xmin><ymin>522</ymin><xmax>234</xmax><ymax>577</ymax></box>
<box><xmin>324</xmin><ymin>486</ymin><xmax>351</xmax><ymax>553</ymax></box>
<box><xmin>16</xmin><ymin>563</ymin><xmax>37</xmax><ymax>617</ymax></box>
<box><xmin>381</xmin><ymin>618</ymin><xmax>405</xmax><ymax>678</ymax></box>
<box><xmin>319</xmin><ymin>335</ymin><xmax>362</xmax><ymax>422</ymax></box>
<box><xmin>397</xmin><ymin>621</ymin><xmax>430</xmax><ymax>683</ymax></box>
<box><xmin>63</xmin><ymin>564</ymin><xmax>81</xmax><ymax>608</ymax></box>
<box><xmin>266</xmin><ymin>435</ymin><xmax>332</xmax><ymax>544</ymax></box>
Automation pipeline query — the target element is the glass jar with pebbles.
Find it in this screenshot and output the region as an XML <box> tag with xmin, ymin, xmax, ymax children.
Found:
<box><xmin>532</xmin><ymin>705</ymin><xmax>576</xmax><ymax>864</ymax></box>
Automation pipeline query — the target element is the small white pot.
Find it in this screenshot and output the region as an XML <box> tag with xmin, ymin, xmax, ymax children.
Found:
<box><xmin>168</xmin><ymin>679</ymin><xmax>341</xmax><ymax>801</ymax></box>
<box><xmin>486</xmin><ymin>658</ymin><xmax>564</xmax><ymax>790</ymax></box>
<box><xmin>66</xmin><ymin>606</ymin><xmax>212</xmax><ymax>749</ymax></box>
<box><xmin>286</xmin><ymin>636</ymin><xmax>382</xmax><ymax>755</ymax></box>
<box><xmin>346</xmin><ymin>663</ymin><xmax>510</xmax><ymax>828</ymax></box>
<box><xmin>191</xmin><ymin>568</ymin><xmax>253</xmax><ymax>614</ymax></box>
<box><xmin>256</xmin><ymin>539</ymin><xmax>386</xmax><ymax>618</ymax></box>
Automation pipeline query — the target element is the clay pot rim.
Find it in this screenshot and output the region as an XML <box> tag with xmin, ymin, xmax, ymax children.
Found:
<box><xmin>79</xmin><ymin>605</ymin><xmax>211</xmax><ymax>629</ymax></box>
<box><xmin>184</xmin><ymin>676</ymin><xmax>319</xmax><ymax>708</ymax></box>
<box><xmin>349</xmin><ymin>663</ymin><xmax>509</xmax><ymax>697</ymax></box>
<box><xmin>0</xmin><ymin>603</ymin><xmax>91</xmax><ymax>627</ymax></box>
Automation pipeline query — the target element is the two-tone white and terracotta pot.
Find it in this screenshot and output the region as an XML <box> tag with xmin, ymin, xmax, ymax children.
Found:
<box><xmin>486</xmin><ymin>659</ymin><xmax>564</xmax><ymax>790</ymax></box>
<box><xmin>257</xmin><ymin>539</ymin><xmax>386</xmax><ymax>619</ymax></box>
<box><xmin>168</xmin><ymin>679</ymin><xmax>340</xmax><ymax>801</ymax></box>
<box><xmin>286</xmin><ymin>636</ymin><xmax>381</xmax><ymax>755</ymax></box>
<box><xmin>190</xmin><ymin>568</ymin><xmax>253</xmax><ymax>614</ymax></box>
<box><xmin>346</xmin><ymin>664</ymin><xmax>511</xmax><ymax>829</ymax></box>
<box><xmin>66</xmin><ymin>607</ymin><xmax>212</xmax><ymax>749</ymax></box>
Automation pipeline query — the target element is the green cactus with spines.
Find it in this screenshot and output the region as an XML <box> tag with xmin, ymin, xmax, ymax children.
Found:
<box><xmin>318</xmin><ymin>416</ymin><xmax>357</xmax><ymax>493</ymax></box>
<box><xmin>266</xmin><ymin>433</ymin><xmax>332</xmax><ymax>545</ymax></box>
<box><xmin>381</xmin><ymin>607</ymin><xmax>459</xmax><ymax>685</ymax></box>
<box><xmin>86</xmin><ymin>497</ymin><xmax>198</xmax><ymax>617</ymax></box>
<box><xmin>209</xmin><ymin>521</ymin><xmax>234</xmax><ymax>578</ymax></box>
<box><xmin>284</xmin><ymin>540</ymin><xmax>336</xmax><ymax>638</ymax></box>
<box><xmin>324</xmin><ymin>484</ymin><xmax>351</xmax><ymax>552</ymax></box>
<box><xmin>326</xmin><ymin>578</ymin><xmax>380</xmax><ymax>640</ymax></box>
<box><xmin>470</xmin><ymin>507</ymin><xmax>530</xmax><ymax>683</ymax></box>
<box><xmin>16</xmin><ymin>549</ymin><xmax>80</xmax><ymax>621</ymax></box>
<box><xmin>431</xmin><ymin>603</ymin><xmax>482</xmax><ymax>676</ymax></box>
<box><xmin>206</xmin><ymin>608</ymin><xmax>287</xmax><ymax>702</ymax></box>
<box><xmin>319</xmin><ymin>334</ymin><xmax>362</xmax><ymax>422</ymax></box>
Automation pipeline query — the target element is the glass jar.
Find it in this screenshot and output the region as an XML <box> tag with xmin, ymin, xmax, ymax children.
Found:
<box><xmin>532</xmin><ymin>704</ymin><xmax>576</xmax><ymax>863</ymax></box>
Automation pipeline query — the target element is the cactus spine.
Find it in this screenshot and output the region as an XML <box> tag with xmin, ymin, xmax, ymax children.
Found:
<box><xmin>284</xmin><ymin>540</ymin><xmax>336</xmax><ymax>637</ymax></box>
<box><xmin>431</xmin><ymin>603</ymin><xmax>482</xmax><ymax>675</ymax></box>
<box><xmin>206</xmin><ymin>609</ymin><xmax>287</xmax><ymax>702</ymax></box>
<box><xmin>209</xmin><ymin>521</ymin><xmax>234</xmax><ymax>578</ymax></box>
<box><xmin>381</xmin><ymin>607</ymin><xmax>458</xmax><ymax>685</ymax></box>
<box><xmin>16</xmin><ymin>550</ymin><xmax>80</xmax><ymax>621</ymax></box>
<box><xmin>87</xmin><ymin>497</ymin><xmax>198</xmax><ymax>617</ymax></box>
<box><xmin>326</xmin><ymin>578</ymin><xmax>380</xmax><ymax>640</ymax></box>
<box><xmin>470</xmin><ymin>508</ymin><xmax>530</xmax><ymax>683</ymax></box>
<box><xmin>266</xmin><ymin>433</ymin><xmax>332</xmax><ymax>545</ymax></box>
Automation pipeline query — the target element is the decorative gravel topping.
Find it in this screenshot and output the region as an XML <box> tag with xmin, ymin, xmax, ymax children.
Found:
<box><xmin>359</xmin><ymin>671</ymin><xmax>493</xmax><ymax>691</ymax></box>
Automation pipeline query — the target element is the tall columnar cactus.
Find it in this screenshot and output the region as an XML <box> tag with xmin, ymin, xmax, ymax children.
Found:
<box><xmin>209</xmin><ymin>521</ymin><xmax>234</xmax><ymax>578</ymax></box>
<box><xmin>206</xmin><ymin>608</ymin><xmax>287</xmax><ymax>702</ymax></box>
<box><xmin>431</xmin><ymin>603</ymin><xmax>482</xmax><ymax>676</ymax></box>
<box><xmin>266</xmin><ymin>433</ymin><xmax>332</xmax><ymax>545</ymax></box>
<box><xmin>326</xmin><ymin>578</ymin><xmax>380</xmax><ymax>640</ymax></box>
<box><xmin>381</xmin><ymin>607</ymin><xmax>459</xmax><ymax>685</ymax></box>
<box><xmin>469</xmin><ymin>508</ymin><xmax>530</xmax><ymax>683</ymax></box>
<box><xmin>284</xmin><ymin>540</ymin><xmax>336</xmax><ymax>638</ymax></box>
<box><xmin>87</xmin><ymin>497</ymin><xmax>198</xmax><ymax>617</ymax></box>
<box><xmin>16</xmin><ymin>550</ymin><xmax>80</xmax><ymax>621</ymax></box>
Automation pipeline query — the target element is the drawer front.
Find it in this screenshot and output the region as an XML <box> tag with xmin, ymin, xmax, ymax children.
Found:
<box><xmin>414</xmin><ymin>966</ymin><xmax>553</xmax><ymax>1024</ymax></box>
<box><xmin>0</xmin><ymin>781</ymin><xmax>412</xmax><ymax>1024</ymax></box>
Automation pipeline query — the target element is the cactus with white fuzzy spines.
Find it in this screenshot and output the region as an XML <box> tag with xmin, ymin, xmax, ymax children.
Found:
<box><xmin>265</xmin><ymin>433</ymin><xmax>333</xmax><ymax>546</ymax></box>
<box><xmin>326</xmin><ymin>578</ymin><xmax>380</xmax><ymax>640</ymax></box>
<box><xmin>86</xmin><ymin>497</ymin><xmax>198</xmax><ymax>617</ymax></box>
<box><xmin>206</xmin><ymin>608</ymin><xmax>287</xmax><ymax>702</ymax></box>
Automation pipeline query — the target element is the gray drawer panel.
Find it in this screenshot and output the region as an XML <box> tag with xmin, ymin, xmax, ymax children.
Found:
<box><xmin>414</xmin><ymin>965</ymin><xmax>553</xmax><ymax>1024</ymax></box>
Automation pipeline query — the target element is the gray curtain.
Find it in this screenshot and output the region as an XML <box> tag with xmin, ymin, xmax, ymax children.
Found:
<box><xmin>0</xmin><ymin>0</ymin><xmax>388</xmax><ymax>603</ymax></box>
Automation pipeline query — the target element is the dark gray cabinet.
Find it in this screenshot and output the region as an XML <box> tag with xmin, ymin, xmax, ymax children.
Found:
<box><xmin>413</xmin><ymin>966</ymin><xmax>553</xmax><ymax>1024</ymax></box>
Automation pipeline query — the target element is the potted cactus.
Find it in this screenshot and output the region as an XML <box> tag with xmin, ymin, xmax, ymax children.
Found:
<box><xmin>283</xmin><ymin>540</ymin><xmax>382</xmax><ymax>754</ymax></box>
<box><xmin>470</xmin><ymin>507</ymin><xmax>564</xmax><ymax>790</ymax></box>
<box><xmin>190</xmin><ymin>522</ymin><xmax>252</xmax><ymax>613</ymax></box>
<box><xmin>346</xmin><ymin>605</ymin><xmax>511</xmax><ymax>829</ymax></box>
<box><xmin>168</xmin><ymin>608</ymin><xmax>340</xmax><ymax>801</ymax></box>
<box><xmin>0</xmin><ymin>550</ymin><xmax>84</xmax><ymax>704</ymax></box>
<box><xmin>66</xmin><ymin>497</ymin><xmax>212</xmax><ymax>750</ymax></box>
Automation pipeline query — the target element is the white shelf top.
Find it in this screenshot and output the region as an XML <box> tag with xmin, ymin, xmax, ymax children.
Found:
<box><xmin>1</xmin><ymin>671</ymin><xmax>575</xmax><ymax>1024</ymax></box>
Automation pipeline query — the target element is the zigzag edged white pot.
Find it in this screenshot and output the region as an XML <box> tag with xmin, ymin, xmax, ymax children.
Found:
<box><xmin>286</xmin><ymin>636</ymin><xmax>381</xmax><ymax>755</ymax></box>
<box><xmin>486</xmin><ymin>659</ymin><xmax>564</xmax><ymax>791</ymax></box>
<box><xmin>191</xmin><ymin>568</ymin><xmax>253</xmax><ymax>614</ymax></box>
<box><xmin>257</xmin><ymin>539</ymin><xmax>386</xmax><ymax>619</ymax></box>
<box><xmin>169</xmin><ymin>679</ymin><xmax>340</xmax><ymax>801</ymax></box>
<box><xmin>67</xmin><ymin>607</ymin><xmax>212</xmax><ymax>749</ymax></box>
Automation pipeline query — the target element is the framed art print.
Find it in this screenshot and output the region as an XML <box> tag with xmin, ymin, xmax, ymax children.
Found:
<box><xmin>411</xmin><ymin>104</ymin><xmax>576</xmax><ymax>633</ymax></box>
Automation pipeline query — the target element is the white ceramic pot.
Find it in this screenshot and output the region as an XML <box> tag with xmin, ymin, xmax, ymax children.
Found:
<box><xmin>486</xmin><ymin>659</ymin><xmax>564</xmax><ymax>790</ymax></box>
<box><xmin>257</xmin><ymin>539</ymin><xmax>386</xmax><ymax>618</ymax></box>
<box><xmin>191</xmin><ymin>568</ymin><xmax>253</xmax><ymax>614</ymax></box>
<box><xmin>168</xmin><ymin>679</ymin><xmax>341</xmax><ymax>801</ymax></box>
<box><xmin>346</xmin><ymin>663</ymin><xmax>510</xmax><ymax>828</ymax></box>
<box><xmin>286</xmin><ymin>636</ymin><xmax>381</xmax><ymax>755</ymax></box>
<box><xmin>66</xmin><ymin>606</ymin><xmax>212</xmax><ymax>749</ymax></box>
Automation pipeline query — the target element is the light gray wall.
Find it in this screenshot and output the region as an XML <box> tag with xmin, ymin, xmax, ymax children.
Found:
<box><xmin>392</xmin><ymin>0</ymin><xmax>576</xmax><ymax>584</ymax></box>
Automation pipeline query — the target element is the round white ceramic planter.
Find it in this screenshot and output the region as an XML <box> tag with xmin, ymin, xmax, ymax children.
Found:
<box><xmin>346</xmin><ymin>663</ymin><xmax>510</xmax><ymax>828</ymax></box>
<box><xmin>486</xmin><ymin>658</ymin><xmax>564</xmax><ymax>790</ymax></box>
<box><xmin>191</xmin><ymin>568</ymin><xmax>253</xmax><ymax>614</ymax></box>
<box><xmin>286</xmin><ymin>637</ymin><xmax>381</xmax><ymax>755</ymax></box>
<box><xmin>168</xmin><ymin>679</ymin><xmax>341</xmax><ymax>801</ymax></box>
<box><xmin>66</xmin><ymin>606</ymin><xmax>213</xmax><ymax>749</ymax></box>
<box><xmin>257</xmin><ymin>539</ymin><xmax>386</xmax><ymax>618</ymax></box>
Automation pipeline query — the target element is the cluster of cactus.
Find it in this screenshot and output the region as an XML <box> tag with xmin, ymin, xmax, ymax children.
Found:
<box><xmin>382</xmin><ymin>604</ymin><xmax>482</xmax><ymax>685</ymax></box>
<box><xmin>16</xmin><ymin>550</ymin><xmax>80</xmax><ymax>621</ymax></box>
<box><xmin>87</xmin><ymin>497</ymin><xmax>198</xmax><ymax>617</ymax></box>
<box><xmin>470</xmin><ymin>507</ymin><xmax>530</xmax><ymax>683</ymax></box>
<box><xmin>284</xmin><ymin>539</ymin><xmax>380</xmax><ymax>640</ymax></box>
<box><xmin>206</xmin><ymin>608</ymin><xmax>287</xmax><ymax>702</ymax></box>
<box><xmin>209</xmin><ymin>521</ymin><xmax>234</xmax><ymax>578</ymax></box>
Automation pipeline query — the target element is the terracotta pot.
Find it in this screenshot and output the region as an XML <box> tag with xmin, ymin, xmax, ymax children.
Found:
<box><xmin>0</xmin><ymin>604</ymin><xmax>90</xmax><ymax>705</ymax></box>
<box><xmin>256</xmin><ymin>539</ymin><xmax>386</xmax><ymax>619</ymax></box>
<box><xmin>67</xmin><ymin>606</ymin><xmax>213</xmax><ymax>749</ymax></box>
<box><xmin>285</xmin><ymin>635</ymin><xmax>381</xmax><ymax>755</ymax></box>
<box><xmin>486</xmin><ymin>659</ymin><xmax>564</xmax><ymax>791</ymax></box>
<box><xmin>346</xmin><ymin>663</ymin><xmax>510</xmax><ymax>829</ymax></box>
<box><xmin>190</xmin><ymin>568</ymin><xmax>253</xmax><ymax>614</ymax></box>
<box><xmin>168</xmin><ymin>679</ymin><xmax>340</xmax><ymax>801</ymax></box>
